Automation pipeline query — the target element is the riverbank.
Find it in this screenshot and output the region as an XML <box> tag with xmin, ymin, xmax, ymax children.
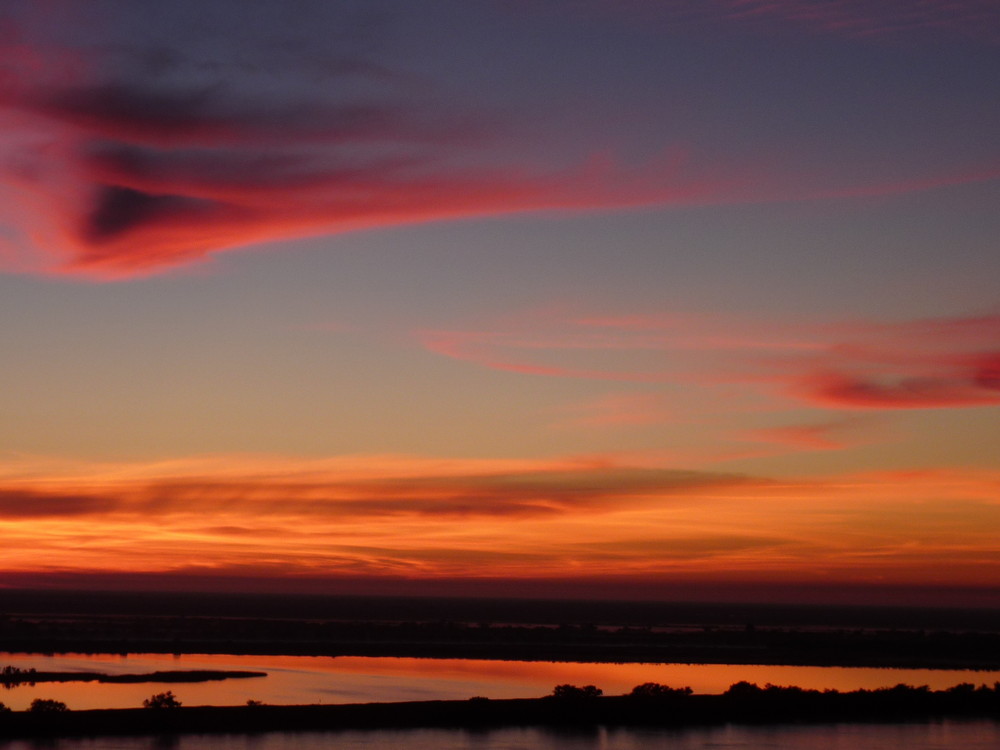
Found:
<box><xmin>0</xmin><ymin>668</ymin><xmax>266</xmax><ymax>686</ymax></box>
<box><xmin>0</xmin><ymin>685</ymin><xmax>997</xmax><ymax>739</ymax></box>
<box><xmin>5</xmin><ymin>617</ymin><xmax>1000</xmax><ymax>670</ymax></box>
<box><xmin>4</xmin><ymin>591</ymin><xmax>999</xmax><ymax>670</ymax></box>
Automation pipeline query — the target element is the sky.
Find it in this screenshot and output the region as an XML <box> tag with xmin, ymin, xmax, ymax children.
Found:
<box><xmin>0</xmin><ymin>0</ymin><xmax>998</xmax><ymax>607</ymax></box>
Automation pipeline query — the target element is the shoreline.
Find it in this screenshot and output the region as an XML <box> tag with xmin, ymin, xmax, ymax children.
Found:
<box><xmin>0</xmin><ymin>668</ymin><xmax>267</xmax><ymax>686</ymax></box>
<box><xmin>3</xmin><ymin>640</ymin><xmax>998</xmax><ymax>672</ymax></box>
<box><xmin>0</xmin><ymin>688</ymin><xmax>998</xmax><ymax>739</ymax></box>
<box><xmin>4</xmin><ymin>592</ymin><xmax>998</xmax><ymax>671</ymax></box>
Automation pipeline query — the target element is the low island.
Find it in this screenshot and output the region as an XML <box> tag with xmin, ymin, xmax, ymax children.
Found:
<box><xmin>1</xmin><ymin>666</ymin><xmax>267</xmax><ymax>686</ymax></box>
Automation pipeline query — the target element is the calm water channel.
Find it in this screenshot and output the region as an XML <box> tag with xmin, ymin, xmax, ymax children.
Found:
<box><xmin>1</xmin><ymin>652</ymin><xmax>997</xmax><ymax>711</ymax></box>
<box><xmin>1</xmin><ymin>722</ymin><xmax>999</xmax><ymax>750</ymax></box>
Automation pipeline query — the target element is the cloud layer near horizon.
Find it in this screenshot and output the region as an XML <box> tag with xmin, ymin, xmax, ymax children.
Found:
<box><xmin>1</xmin><ymin>453</ymin><xmax>998</xmax><ymax>593</ymax></box>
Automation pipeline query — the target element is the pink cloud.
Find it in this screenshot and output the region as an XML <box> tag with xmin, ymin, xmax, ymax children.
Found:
<box><xmin>782</xmin><ymin>319</ymin><xmax>1000</xmax><ymax>409</ymax></box>
<box><xmin>793</xmin><ymin>367</ymin><xmax>1000</xmax><ymax>410</ymax></box>
<box><xmin>419</xmin><ymin>310</ymin><xmax>1000</xmax><ymax>411</ymax></box>
<box><xmin>0</xmin><ymin>22</ymin><xmax>741</xmax><ymax>279</ymax></box>
<box><xmin>0</xmin><ymin>8</ymin><xmax>997</xmax><ymax>278</ymax></box>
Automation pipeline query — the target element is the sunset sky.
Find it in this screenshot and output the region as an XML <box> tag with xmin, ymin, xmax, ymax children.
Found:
<box><xmin>1</xmin><ymin>0</ymin><xmax>998</xmax><ymax>606</ymax></box>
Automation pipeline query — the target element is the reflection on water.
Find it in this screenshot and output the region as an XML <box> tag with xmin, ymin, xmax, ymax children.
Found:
<box><xmin>1</xmin><ymin>651</ymin><xmax>998</xmax><ymax>710</ymax></box>
<box><xmin>1</xmin><ymin>722</ymin><xmax>1000</xmax><ymax>750</ymax></box>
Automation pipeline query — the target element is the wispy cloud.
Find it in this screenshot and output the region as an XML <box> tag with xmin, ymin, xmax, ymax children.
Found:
<box><xmin>782</xmin><ymin>316</ymin><xmax>1000</xmax><ymax>409</ymax></box>
<box><xmin>3</xmin><ymin>463</ymin><xmax>756</xmax><ymax>522</ymax></box>
<box><xmin>419</xmin><ymin>310</ymin><xmax>1000</xmax><ymax>411</ymax></box>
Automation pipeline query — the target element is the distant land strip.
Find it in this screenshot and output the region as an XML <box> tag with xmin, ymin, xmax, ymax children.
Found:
<box><xmin>0</xmin><ymin>669</ymin><xmax>266</xmax><ymax>686</ymax></box>
<box><xmin>0</xmin><ymin>685</ymin><xmax>999</xmax><ymax>738</ymax></box>
<box><xmin>3</xmin><ymin>617</ymin><xmax>1000</xmax><ymax>670</ymax></box>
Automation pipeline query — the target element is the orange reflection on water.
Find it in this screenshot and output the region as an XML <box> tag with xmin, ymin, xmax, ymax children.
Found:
<box><xmin>2</xmin><ymin>652</ymin><xmax>997</xmax><ymax>710</ymax></box>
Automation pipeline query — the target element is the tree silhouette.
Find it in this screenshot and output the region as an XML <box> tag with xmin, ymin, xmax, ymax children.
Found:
<box><xmin>143</xmin><ymin>691</ymin><xmax>182</xmax><ymax>709</ymax></box>
<box><xmin>551</xmin><ymin>684</ymin><xmax>603</xmax><ymax>699</ymax></box>
<box><xmin>724</xmin><ymin>681</ymin><xmax>762</xmax><ymax>698</ymax></box>
<box><xmin>29</xmin><ymin>698</ymin><xmax>69</xmax><ymax>713</ymax></box>
<box><xmin>629</xmin><ymin>682</ymin><xmax>693</xmax><ymax>698</ymax></box>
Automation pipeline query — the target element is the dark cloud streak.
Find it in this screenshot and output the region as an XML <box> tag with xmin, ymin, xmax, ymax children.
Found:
<box><xmin>0</xmin><ymin>490</ymin><xmax>118</xmax><ymax>518</ymax></box>
<box><xmin>0</xmin><ymin>465</ymin><xmax>762</xmax><ymax>522</ymax></box>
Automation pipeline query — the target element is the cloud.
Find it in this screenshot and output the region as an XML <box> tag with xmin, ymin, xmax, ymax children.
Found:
<box><xmin>2</xmin><ymin>453</ymin><xmax>999</xmax><ymax>596</ymax></box>
<box><xmin>0</xmin><ymin>457</ymin><xmax>759</xmax><ymax>523</ymax></box>
<box><xmin>0</xmin><ymin>489</ymin><xmax>118</xmax><ymax>518</ymax></box>
<box><xmin>217</xmin><ymin>464</ymin><xmax>746</xmax><ymax>516</ymax></box>
<box><xmin>0</xmin><ymin>4</ymin><xmax>996</xmax><ymax>278</ymax></box>
<box><xmin>0</xmin><ymin>7</ymin><xmax>740</xmax><ymax>279</ymax></box>
<box><xmin>783</xmin><ymin>318</ymin><xmax>1000</xmax><ymax>409</ymax></box>
<box><xmin>419</xmin><ymin>310</ymin><xmax>1000</xmax><ymax>411</ymax></box>
<box><xmin>791</xmin><ymin>365</ymin><xmax>1000</xmax><ymax>409</ymax></box>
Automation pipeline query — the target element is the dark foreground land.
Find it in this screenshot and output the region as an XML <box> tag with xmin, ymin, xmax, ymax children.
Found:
<box><xmin>0</xmin><ymin>684</ymin><xmax>998</xmax><ymax>739</ymax></box>
<box><xmin>3</xmin><ymin>591</ymin><xmax>1000</xmax><ymax>669</ymax></box>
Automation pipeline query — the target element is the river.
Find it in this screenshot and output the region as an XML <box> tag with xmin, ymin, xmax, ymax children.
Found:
<box><xmin>1</xmin><ymin>721</ymin><xmax>999</xmax><ymax>749</ymax></box>
<box><xmin>1</xmin><ymin>652</ymin><xmax>997</xmax><ymax>711</ymax></box>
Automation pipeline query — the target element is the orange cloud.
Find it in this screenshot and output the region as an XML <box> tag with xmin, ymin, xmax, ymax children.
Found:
<box><xmin>1</xmin><ymin>453</ymin><xmax>999</xmax><ymax>599</ymax></box>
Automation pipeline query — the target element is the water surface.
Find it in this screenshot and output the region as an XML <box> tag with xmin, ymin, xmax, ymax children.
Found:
<box><xmin>2</xmin><ymin>652</ymin><xmax>997</xmax><ymax>711</ymax></box>
<box><xmin>1</xmin><ymin>721</ymin><xmax>999</xmax><ymax>750</ymax></box>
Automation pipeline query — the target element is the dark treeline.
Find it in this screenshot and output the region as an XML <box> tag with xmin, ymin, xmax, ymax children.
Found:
<box><xmin>0</xmin><ymin>666</ymin><xmax>266</xmax><ymax>687</ymax></box>
<box><xmin>3</xmin><ymin>590</ymin><xmax>999</xmax><ymax>630</ymax></box>
<box><xmin>2</xmin><ymin>613</ymin><xmax>1000</xmax><ymax>669</ymax></box>
<box><xmin>0</xmin><ymin>682</ymin><xmax>998</xmax><ymax>738</ymax></box>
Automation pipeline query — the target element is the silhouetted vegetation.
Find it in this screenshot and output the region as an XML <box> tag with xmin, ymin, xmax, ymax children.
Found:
<box><xmin>3</xmin><ymin>613</ymin><xmax>998</xmax><ymax>669</ymax></box>
<box><xmin>142</xmin><ymin>691</ymin><xmax>181</xmax><ymax>709</ymax></box>
<box><xmin>0</xmin><ymin>666</ymin><xmax>37</xmax><ymax>687</ymax></box>
<box><xmin>4</xmin><ymin>590</ymin><xmax>998</xmax><ymax>632</ymax></box>
<box><xmin>550</xmin><ymin>684</ymin><xmax>603</xmax><ymax>700</ymax></box>
<box><xmin>0</xmin><ymin>666</ymin><xmax>265</xmax><ymax>685</ymax></box>
<box><xmin>629</xmin><ymin>682</ymin><xmax>693</xmax><ymax>698</ymax></box>
<box><xmin>28</xmin><ymin>698</ymin><xmax>69</xmax><ymax>713</ymax></box>
<box><xmin>0</xmin><ymin>681</ymin><xmax>998</xmax><ymax>738</ymax></box>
